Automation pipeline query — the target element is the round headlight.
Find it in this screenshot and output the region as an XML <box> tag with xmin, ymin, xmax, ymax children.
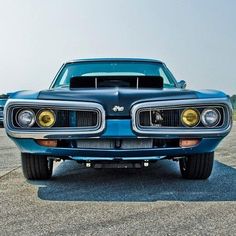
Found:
<box><xmin>17</xmin><ymin>109</ymin><xmax>36</xmax><ymax>128</ymax></box>
<box><xmin>37</xmin><ymin>109</ymin><xmax>56</xmax><ymax>128</ymax></box>
<box><xmin>181</xmin><ymin>108</ymin><xmax>200</xmax><ymax>127</ymax></box>
<box><xmin>201</xmin><ymin>108</ymin><xmax>220</xmax><ymax>127</ymax></box>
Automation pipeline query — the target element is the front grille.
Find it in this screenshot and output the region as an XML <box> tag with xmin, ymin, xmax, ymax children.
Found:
<box><xmin>139</xmin><ymin>109</ymin><xmax>182</xmax><ymax>127</ymax></box>
<box><xmin>55</xmin><ymin>110</ymin><xmax>70</xmax><ymax>127</ymax></box>
<box><xmin>76</xmin><ymin>138</ymin><xmax>179</xmax><ymax>149</ymax></box>
<box><xmin>6</xmin><ymin>100</ymin><xmax>105</xmax><ymax>138</ymax></box>
<box><xmin>77</xmin><ymin>111</ymin><xmax>98</xmax><ymax>127</ymax></box>
<box><xmin>137</xmin><ymin>106</ymin><xmax>225</xmax><ymax>129</ymax></box>
<box><xmin>55</xmin><ymin>110</ymin><xmax>98</xmax><ymax>128</ymax></box>
<box><xmin>12</xmin><ymin>108</ymin><xmax>99</xmax><ymax>129</ymax></box>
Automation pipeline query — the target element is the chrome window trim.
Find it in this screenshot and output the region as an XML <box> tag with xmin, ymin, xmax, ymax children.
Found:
<box><xmin>131</xmin><ymin>98</ymin><xmax>232</xmax><ymax>135</ymax></box>
<box><xmin>4</xmin><ymin>99</ymin><xmax>106</xmax><ymax>139</ymax></box>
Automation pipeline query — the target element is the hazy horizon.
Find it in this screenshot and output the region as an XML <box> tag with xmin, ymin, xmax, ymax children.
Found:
<box><xmin>0</xmin><ymin>0</ymin><xmax>235</xmax><ymax>95</ymax></box>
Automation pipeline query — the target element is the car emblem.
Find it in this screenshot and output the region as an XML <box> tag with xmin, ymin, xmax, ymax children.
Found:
<box><xmin>154</xmin><ymin>111</ymin><xmax>163</xmax><ymax>122</ymax></box>
<box><xmin>151</xmin><ymin>110</ymin><xmax>164</xmax><ymax>126</ymax></box>
<box><xmin>112</xmin><ymin>105</ymin><xmax>124</xmax><ymax>112</ymax></box>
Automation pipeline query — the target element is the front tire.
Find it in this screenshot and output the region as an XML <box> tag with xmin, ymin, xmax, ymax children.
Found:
<box><xmin>21</xmin><ymin>153</ymin><xmax>53</xmax><ymax>180</ymax></box>
<box><xmin>179</xmin><ymin>152</ymin><xmax>214</xmax><ymax>179</ymax></box>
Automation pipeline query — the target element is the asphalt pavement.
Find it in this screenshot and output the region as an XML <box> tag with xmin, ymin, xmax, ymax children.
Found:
<box><xmin>0</xmin><ymin>124</ymin><xmax>236</xmax><ymax>235</ymax></box>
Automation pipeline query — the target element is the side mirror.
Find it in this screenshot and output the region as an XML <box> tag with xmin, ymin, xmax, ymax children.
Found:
<box><xmin>177</xmin><ymin>80</ymin><xmax>187</xmax><ymax>89</ymax></box>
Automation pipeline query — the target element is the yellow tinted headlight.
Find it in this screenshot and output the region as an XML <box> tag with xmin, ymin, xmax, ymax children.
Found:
<box><xmin>37</xmin><ymin>109</ymin><xmax>56</xmax><ymax>128</ymax></box>
<box><xmin>181</xmin><ymin>108</ymin><xmax>200</xmax><ymax>127</ymax></box>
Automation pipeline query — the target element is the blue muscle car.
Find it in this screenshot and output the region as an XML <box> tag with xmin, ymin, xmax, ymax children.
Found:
<box><xmin>4</xmin><ymin>58</ymin><xmax>233</xmax><ymax>180</ymax></box>
<box><xmin>0</xmin><ymin>94</ymin><xmax>10</xmax><ymax>127</ymax></box>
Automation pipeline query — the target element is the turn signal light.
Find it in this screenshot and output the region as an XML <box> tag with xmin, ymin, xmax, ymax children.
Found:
<box><xmin>36</xmin><ymin>139</ymin><xmax>58</xmax><ymax>147</ymax></box>
<box><xmin>179</xmin><ymin>139</ymin><xmax>200</xmax><ymax>148</ymax></box>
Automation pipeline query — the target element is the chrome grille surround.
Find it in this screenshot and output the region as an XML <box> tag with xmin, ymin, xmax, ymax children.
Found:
<box><xmin>4</xmin><ymin>99</ymin><xmax>105</xmax><ymax>139</ymax></box>
<box><xmin>131</xmin><ymin>98</ymin><xmax>232</xmax><ymax>136</ymax></box>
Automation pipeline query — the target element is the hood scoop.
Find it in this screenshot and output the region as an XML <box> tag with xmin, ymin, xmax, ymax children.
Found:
<box><xmin>70</xmin><ymin>75</ymin><xmax>164</xmax><ymax>89</ymax></box>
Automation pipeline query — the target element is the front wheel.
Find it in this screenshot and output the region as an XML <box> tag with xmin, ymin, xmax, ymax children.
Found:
<box><xmin>179</xmin><ymin>152</ymin><xmax>214</xmax><ymax>179</ymax></box>
<box><xmin>21</xmin><ymin>153</ymin><xmax>53</xmax><ymax>180</ymax></box>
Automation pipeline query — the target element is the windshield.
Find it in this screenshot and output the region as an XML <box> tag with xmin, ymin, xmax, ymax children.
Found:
<box><xmin>52</xmin><ymin>61</ymin><xmax>177</xmax><ymax>88</ymax></box>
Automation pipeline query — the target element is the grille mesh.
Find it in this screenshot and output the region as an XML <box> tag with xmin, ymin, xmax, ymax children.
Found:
<box><xmin>77</xmin><ymin>139</ymin><xmax>153</xmax><ymax>149</ymax></box>
<box><xmin>139</xmin><ymin>109</ymin><xmax>181</xmax><ymax>127</ymax></box>
<box><xmin>54</xmin><ymin>110</ymin><xmax>98</xmax><ymax>128</ymax></box>
<box><xmin>76</xmin><ymin>138</ymin><xmax>179</xmax><ymax>149</ymax></box>
<box><xmin>77</xmin><ymin>111</ymin><xmax>98</xmax><ymax>127</ymax></box>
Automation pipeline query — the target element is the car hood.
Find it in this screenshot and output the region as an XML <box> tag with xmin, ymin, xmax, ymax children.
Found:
<box><xmin>35</xmin><ymin>88</ymin><xmax>226</xmax><ymax>117</ymax></box>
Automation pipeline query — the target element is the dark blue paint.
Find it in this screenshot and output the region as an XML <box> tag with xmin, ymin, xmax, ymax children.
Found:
<box><xmin>7</xmin><ymin>58</ymin><xmax>232</xmax><ymax>160</ymax></box>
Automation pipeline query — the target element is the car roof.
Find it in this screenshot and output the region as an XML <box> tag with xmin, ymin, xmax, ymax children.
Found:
<box><xmin>65</xmin><ymin>58</ymin><xmax>164</xmax><ymax>64</ymax></box>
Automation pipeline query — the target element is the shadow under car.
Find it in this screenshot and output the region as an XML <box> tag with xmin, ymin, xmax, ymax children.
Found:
<box><xmin>32</xmin><ymin>159</ymin><xmax>236</xmax><ymax>202</ymax></box>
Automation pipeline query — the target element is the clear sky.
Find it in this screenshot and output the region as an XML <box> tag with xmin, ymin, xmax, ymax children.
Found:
<box><xmin>0</xmin><ymin>0</ymin><xmax>235</xmax><ymax>95</ymax></box>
